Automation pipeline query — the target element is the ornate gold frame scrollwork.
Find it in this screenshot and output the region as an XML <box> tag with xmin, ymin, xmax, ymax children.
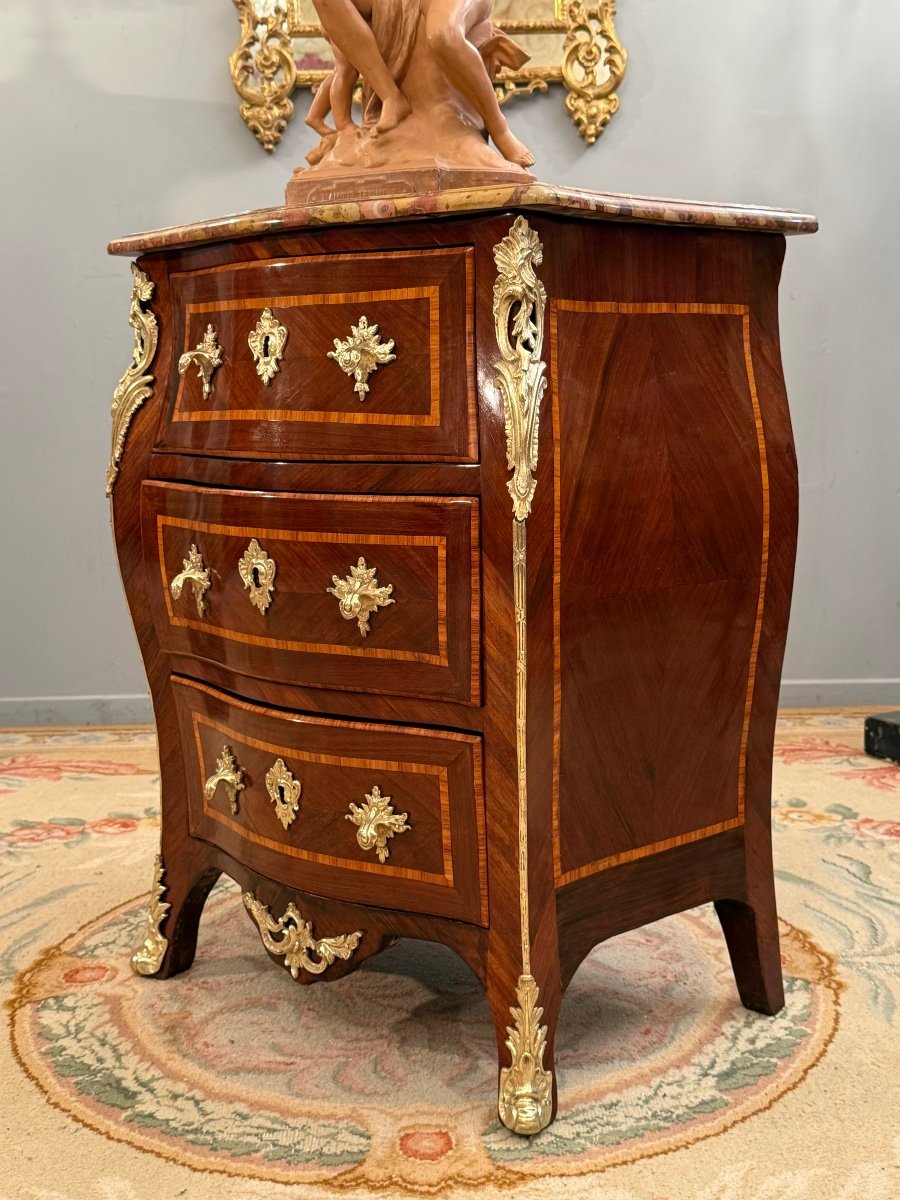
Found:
<box><xmin>229</xmin><ymin>0</ymin><xmax>626</xmax><ymax>152</ymax></box>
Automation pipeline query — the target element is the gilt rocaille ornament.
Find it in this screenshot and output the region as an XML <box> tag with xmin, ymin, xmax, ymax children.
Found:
<box><xmin>169</xmin><ymin>544</ymin><xmax>211</xmax><ymax>620</ymax></box>
<box><xmin>265</xmin><ymin>758</ymin><xmax>302</xmax><ymax>831</ymax></box>
<box><xmin>106</xmin><ymin>264</ymin><xmax>158</xmax><ymax>496</ymax></box>
<box><xmin>239</xmin><ymin>539</ymin><xmax>277</xmax><ymax>615</ymax></box>
<box><xmin>492</xmin><ymin>215</ymin><xmax>547</xmax><ymax>522</ymax></box>
<box><xmin>492</xmin><ymin>216</ymin><xmax>553</xmax><ymax>1134</ymax></box>
<box><xmin>248</xmin><ymin>308</ymin><xmax>287</xmax><ymax>385</ymax></box>
<box><xmin>328</xmin><ymin>316</ymin><xmax>396</xmax><ymax>399</ymax></box>
<box><xmin>178</xmin><ymin>324</ymin><xmax>223</xmax><ymax>399</ymax></box>
<box><xmin>203</xmin><ymin>745</ymin><xmax>246</xmax><ymax>815</ymax></box>
<box><xmin>327</xmin><ymin>557</ymin><xmax>394</xmax><ymax>636</ymax></box>
<box><xmin>242</xmin><ymin>893</ymin><xmax>363</xmax><ymax>978</ymax></box>
<box><xmin>130</xmin><ymin>854</ymin><xmax>170</xmax><ymax>976</ymax></box>
<box><xmin>346</xmin><ymin>785</ymin><xmax>411</xmax><ymax>862</ymax></box>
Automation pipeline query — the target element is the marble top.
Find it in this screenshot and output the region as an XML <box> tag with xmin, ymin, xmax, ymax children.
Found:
<box><xmin>108</xmin><ymin>181</ymin><xmax>818</xmax><ymax>256</ymax></box>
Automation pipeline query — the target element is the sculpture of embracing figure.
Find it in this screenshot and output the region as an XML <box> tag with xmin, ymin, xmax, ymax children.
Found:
<box><xmin>286</xmin><ymin>0</ymin><xmax>536</xmax><ymax>203</ymax></box>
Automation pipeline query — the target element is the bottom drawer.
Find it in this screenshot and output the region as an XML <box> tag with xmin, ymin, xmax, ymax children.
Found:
<box><xmin>172</xmin><ymin>676</ymin><xmax>487</xmax><ymax>925</ymax></box>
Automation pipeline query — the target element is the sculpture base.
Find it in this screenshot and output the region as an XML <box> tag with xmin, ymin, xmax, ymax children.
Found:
<box><xmin>285</xmin><ymin>165</ymin><xmax>533</xmax><ymax>208</ymax></box>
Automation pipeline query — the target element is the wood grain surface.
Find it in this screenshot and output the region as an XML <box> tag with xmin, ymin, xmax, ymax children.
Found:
<box><xmin>142</xmin><ymin>482</ymin><xmax>481</xmax><ymax>704</ymax></box>
<box><xmin>159</xmin><ymin>247</ymin><xmax>476</xmax><ymax>461</ymax></box>
<box><xmin>173</xmin><ymin>676</ymin><xmax>488</xmax><ymax>925</ymax></box>
<box><xmin>109</xmin><ymin>205</ymin><xmax>803</xmax><ymax>1125</ymax></box>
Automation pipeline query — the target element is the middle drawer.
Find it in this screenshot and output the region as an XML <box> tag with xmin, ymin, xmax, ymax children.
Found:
<box><xmin>142</xmin><ymin>482</ymin><xmax>481</xmax><ymax>703</ymax></box>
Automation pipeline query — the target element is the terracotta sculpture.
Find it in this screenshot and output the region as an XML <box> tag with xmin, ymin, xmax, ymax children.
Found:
<box><xmin>287</xmin><ymin>0</ymin><xmax>534</xmax><ymax>204</ymax></box>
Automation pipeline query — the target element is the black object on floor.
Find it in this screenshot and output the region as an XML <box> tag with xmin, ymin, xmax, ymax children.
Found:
<box><xmin>863</xmin><ymin>711</ymin><xmax>900</xmax><ymax>765</ymax></box>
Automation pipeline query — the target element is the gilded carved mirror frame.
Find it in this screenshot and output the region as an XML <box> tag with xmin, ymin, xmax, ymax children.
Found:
<box><xmin>230</xmin><ymin>0</ymin><xmax>626</xmax><ymax>152</ymax></box>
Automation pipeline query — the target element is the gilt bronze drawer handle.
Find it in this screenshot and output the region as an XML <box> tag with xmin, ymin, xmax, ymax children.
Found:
<box><xmin>346</xmin><ymin>785</ymin><xmax>410</xmax><ymax>864</ymax></box>
<box><xmin>328</xmin><ymin>315</ymin><xmax>396</xmax><ymax>399</ymax></box>
<box><xmin>327</xmin><ymin>557</ymin><xmax>394</xmax><ymax>636</ymax></box>
<box><xmin>169</xmin><ymin>543</ymin><xmax>211</xmax><ymax>619</ymax></box>
<box><xmin>178</xmin><ymin>324</ymin><xmax>223</xmax><ymax>399</ymax></box>
<box><xmin>242</xmin><ymin>892</ymin><xmax>362</xmax><ymax>979</ymax></box>
<box><xmin>238</xmin><ymin>539</ymin><xmax>276</xmax><ymax>614</ymax></box>
<box><xmin>203</xmin><ymin>745</ymin><xmax>246</xmax><ymax>815</ymax></box>
<box><xmin>249</xmin><ymin>307</ymin><xmax>287</xmax><ymax>385</ymax></box>
<box><xmin>265</xmin><ymin>758</ymin><xmax>301</xmax><ymax>830</ymax></box>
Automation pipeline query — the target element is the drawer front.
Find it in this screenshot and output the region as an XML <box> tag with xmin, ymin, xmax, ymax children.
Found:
<box><xmin>142</xmin><ymin>482</ymin><xmax>481</xmax><ymax>703</ymax></box>
<box><xmin>173</xmin><ymin>677</ymin><xmax>487</xmax><ymax>924</ymax></box>
<box><xmin>157</xmin><ymin>248</ymin><xmax>476</xmax><ymax>461</ymax></box>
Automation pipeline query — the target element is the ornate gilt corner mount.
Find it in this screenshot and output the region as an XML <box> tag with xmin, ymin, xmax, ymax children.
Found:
<box><xmin>328</xmin><ymin>316</ymin><xmax>396</xmax><ymax>400</ymax></box>
<box><xmin>106</xmin><ymin>263</ymin><xmax>159</xmax><ymax>497</ymax></box>
<box><xmin>266</xmin><ymin>758</ymin><xmax>301</xmax><ymax>830</ymax></box>
<box><xmin>130</xmin><ymin>854</ymin><xmax>170</xmax><ymax>976</ymax></box>
<box><xmin>492</xmin><ymin>217</ymin><xmax>548</xmax><ymax>522</ymax></box>
<box><xmin>238</xmin><ymin>539</ymin><xmax>276</xmax><ymax>614</ymax></box>
<box><xmin>229</xmin><ymin>0</ymin><xmax>297</xmax><ymax>152</ymax></box>
<box><xmin>169</xmin><ymin>543</ymin><xmax>211</xmax><ymax>619</ymax></box>
<box><xmin>249</xmin><ymin>308</ymin><xmax>287</xmax><ymax>385</ymax></box>
<box><xmin>204</xmin><ymin>745</ymin><xmax>246</xmax><ymax>815</ymax></box>
<box><xmin>346</xmin><ymin>785</ymin><xmax>410</xmax><ymax>863</ymax></box>
<box><xmin>498</xmin><ymin>974</ymin><xmax>553</xmax><ymax>1135</ymax></box>
<box><xmin>327</xmin><ymin>557</ymin><xmax>394</xmax><ymax>637</ymax></box>
<box><xmin>242</xmin><ymin>892</ymin><xmax>362</xmax><ymax>978</ymax></box>
<box><xmin>561</xmin><ymin>0</ymin><xmax>627</xmax><ymax>145</ymax></box>
<box><xmin>178</xmin><ymin>325</ymin><xmax>223</xmax><ymax>399</ymax></box>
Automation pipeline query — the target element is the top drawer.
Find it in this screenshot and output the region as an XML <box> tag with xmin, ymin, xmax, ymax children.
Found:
<box><xmin>156</xmin><ymin>247</ymin><xmax>476</xmax><ymax>462</ymax></box>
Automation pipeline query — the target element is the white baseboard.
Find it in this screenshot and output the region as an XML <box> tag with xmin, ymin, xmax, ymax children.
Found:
<box><xmin>1</xmin><ymin>681</ymin><xmax>898</xmax><ymax>726</ymax></box>
<box><xmin>778</xmin><ymin>679</ymin><xmax>900</xmax><ymax>708</ymax></box>
<box><xmin>0</xmin><ymin>693</ymin><xmax>153</xmax><ymax>726</ymax></box>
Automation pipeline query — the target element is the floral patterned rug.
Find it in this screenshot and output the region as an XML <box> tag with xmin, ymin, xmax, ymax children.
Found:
<box><xmin>2</xmin><ymin>711</ymin><xmax>899</xmax><ymax>1199</ymax></box>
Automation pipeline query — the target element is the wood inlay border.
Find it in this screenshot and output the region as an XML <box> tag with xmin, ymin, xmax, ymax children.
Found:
<box><xmin>192</xmin><ymin>712</ymin><xmax>454</xmax><ymax>885</ymax></box>
<box><xmin>174</xmin><ymin>287</ymin><xmax>440</xmax><ymax>426</ymax></box>
<box><xmin>157</xmin><ymin>516</ymin><xmax>450</xmax><ymax>666</ymax></box>
<box><xmin>173</xmin><ymin>676</ymin><xmax>488</xmax><ymax>921</ymax></box>
<box><xmin>550</xmin><ymin>301</ymin><xmax>768</xmax><ymax>885</ymax></box>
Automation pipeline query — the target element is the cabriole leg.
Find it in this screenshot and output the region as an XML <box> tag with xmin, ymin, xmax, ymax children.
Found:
<box><xmin>715</xmin><ymin>891</ymin><xmax>785</xmax><ymax>1015</ymax></box>
<box><xmin>130</xmin><ymin>848</ymin><xmax>220</xmax><ymax>979</ymax></box>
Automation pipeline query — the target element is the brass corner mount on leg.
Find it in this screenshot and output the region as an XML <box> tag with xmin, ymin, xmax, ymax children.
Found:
<box><xmin>498</xmin><ymin>974</ymin><xmax>553</xmax><ymax>1134</ymax></box>
<box><xmin>492</xmin><ymin>217</ymin><xmax>554</xmax><ymax>1135</ymax></box>
<box><xmin>130</xmin><ymin>854</ymin><xmax>170</xmax><ymax>976</ymax></box>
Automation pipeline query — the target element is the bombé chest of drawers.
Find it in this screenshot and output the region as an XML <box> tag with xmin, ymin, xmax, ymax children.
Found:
<box><xmin>107</xmin><ymin>185</ymin><xmax>816</xmax><ymax>1135</ymax></box>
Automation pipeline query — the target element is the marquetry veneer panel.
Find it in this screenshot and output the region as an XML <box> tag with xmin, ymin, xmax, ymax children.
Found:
<box><xmin>551</xmin><ymin>303</ymin><xmax>767</xmax><ymax>884</ymax></box>
<box><xmin>156</xmin><ymin>247</ymin><xmax>476</xmax><ymax>461</ymax></box>
<box><xmin>173</xmin><ymin>677</ymin><xmax>488</xmax><ymax>924</ymax></box>
<box><xmin>142</xmin><ymin>482</ymin><xmax>481</xmax><ymax>703</ymax></box>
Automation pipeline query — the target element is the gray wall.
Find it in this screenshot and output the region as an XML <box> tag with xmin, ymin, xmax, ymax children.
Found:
<box><xmin>1</xmin><ymin>0</ymin><xmax>897</xmax><ymax>723</ymax></box>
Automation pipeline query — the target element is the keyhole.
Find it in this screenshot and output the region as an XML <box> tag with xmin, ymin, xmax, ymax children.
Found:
<box><xmin>277</xmin><ymin>785</ymin><xmax>285</xmax><ymax>804</ymax></box>
<box><xmin>262</xmin><ymin>334</ymin><xmax>271</xmax><ymax>358</ymax></box>
<box><xmin>251</xmin><ymin>566</ymin><xmax>261</xmax><ymax>588</ymax></box>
